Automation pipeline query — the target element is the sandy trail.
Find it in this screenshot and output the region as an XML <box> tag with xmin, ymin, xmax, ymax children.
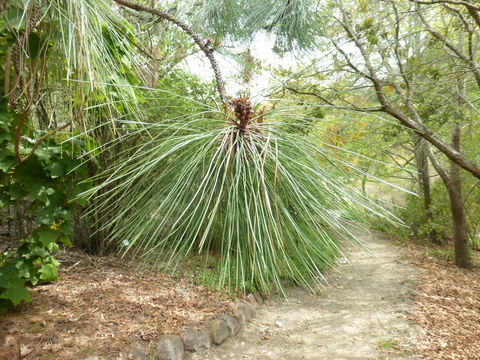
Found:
<box><xmin>203</xmin><ymin>229</ymin><xmax>424</xmax><ymax>360</ymax></box>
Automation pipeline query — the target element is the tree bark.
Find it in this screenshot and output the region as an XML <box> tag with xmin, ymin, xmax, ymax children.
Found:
<box><xmin>428</xmin><ymin>127</ymin><xmax>471</xmax><ymax>268</ymax></box>
<box><xmin>448</xmin><ymin>126</ymin><xmax>470</xmax><ymax>268</ymax></box>
<box><xmin>414</xmin><ymin>137</ymin><xmax>437</xmax><ymax>241</ymax></box>
<box><xmin>426</xmin><ymin>126</ymin><xmax>471</xmax><ymax>268</ymax></box>
<box><xmin>414</xmin><ymin>138</ymin><xmax>432</xmax><ymax>217</ymax></box>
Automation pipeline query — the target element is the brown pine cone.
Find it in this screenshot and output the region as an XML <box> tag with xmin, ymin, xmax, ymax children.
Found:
<box><xmin>229</xmin><ymin>95</ymin><xmax>253</xmax><ymax>130</ymax></box>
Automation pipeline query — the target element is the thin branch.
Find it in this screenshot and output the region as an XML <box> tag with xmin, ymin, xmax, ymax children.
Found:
<box><xmin>442</xmin><ymin>3</ymin><xmax>474</xmax><ymax>31</ymax></box>
<box><xmin>416</xmin><ymin>5</ymin><xmax>480</xmax><ymax>88</ymax></box>
<box><xmin>0</xmin><ymin>231</ymin><xmax>33</xmax><ymax>241</ymax></box>
<box><xmin>283</xmin><ymin>85</ymin><xmax>383</xmax><ymax>112</ymax></box>
<box><xmin>333</xmin><ymin>10</ymin><xmax>480</xmax><ymax>180</ymax></box>
<box><xmin>411</xmin><ymin>0</ymin><xmax>480</xmax><ymax>12</ymax></box>
<box><xmin>20</xmin><ymin>122</ymin><xmax>72</xmax><ymax>163</ymax></box>
<box><xmin>113</xmin><ymin>0</ymin><xmax>227</xmax><ymax>105</ymax></box>
<box><xmin>427</xmin><ymin>145</ymin><xmax>450</xmax><ymax>184</ymax></box>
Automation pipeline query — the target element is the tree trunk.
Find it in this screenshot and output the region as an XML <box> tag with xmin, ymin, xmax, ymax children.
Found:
<box><xmin>448</xmin><ymin>38</ymin><xmax>470</xmax><ymax>268</ymax></box>
<box><xmin>414</xmin><ymin>136</ymin><xmax>439</xmax><ymax>242</ymax></box>
<box><xmin>414</xmin><ymin>137</ymin><xmax>432</xmax><ymax>219</ymax></box>
<box><xmin>427</xmin><ymin>127</ymin><xmax>471</xmax><ymax>268</ymax></box>
<box><xmin>448</xmin><ymin>126</ymin><xmax>470</xmax><ymax>268</ymax></box>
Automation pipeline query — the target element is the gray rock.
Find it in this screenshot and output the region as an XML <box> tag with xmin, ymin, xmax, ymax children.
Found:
<box><xmin>183</xmin><ymin>328</ymin><xmax>211</xmax><ymax>353</ymax></box>
<box><xmin>216</xmin><ymin>313</ymin><xmax>241</xmax><ymax>336</ymax></box>
<box><xmin>236</xmin><ymin>302</ymin><xmax>256</xmax><ymax>322</ymax></box>
<box><xmin>209</xmin><ymin>319</ymin><xmax>230</xmax><ymax>345</ymax></box>
<box><xmin>155</xmin><ymin>335</ymin><xmax>185</xmax><ymax>360</ymax></box>
<box><xmin>83</xmin><ymin>357</ymin><xmax>100</xmax><ymax>360</ymax></box>
<box><xmin>253</xmin><ymin>290</ymin><xmax>266</xmax><ymax>304</ymax></box>
<box><xmin>236</xmin><ymin>311</ymin><xmax>246</xmax><ymax>328</ymax></box>
<box><xmin>132</xmin><ymin>348</ymin><xmax>147</xmax><ymax>360</ymax></box>
<box><xmin>245</xmin><ymin>293</ymin><xmax>257</xmax><ymax>307</ymax></box>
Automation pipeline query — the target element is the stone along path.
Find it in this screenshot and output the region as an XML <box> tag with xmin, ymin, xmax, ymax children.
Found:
<box><xmin>205</xmin><ymin>230</ymin><xmax>424</xmax><ymax>360</ymax></box>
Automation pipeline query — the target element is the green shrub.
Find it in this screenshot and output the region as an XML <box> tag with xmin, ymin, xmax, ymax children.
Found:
<box><xmin>372</xmin><ymin>179</ymin><xmax>452</xmax><ymax>244</ymax></box>
<box><xmin>429</xmin><ymin>248</ymin><xmax>455</xmax><ymax>262</ymax></box>
<box><xmin>0</xmin><ymin>101</ymin><xmax>90</xmax><ymax>313</ymax></box>
<box><xmin>87</xmin><ymin>97</ymin><xmax>391</xmax><ymax>293</ymax></box>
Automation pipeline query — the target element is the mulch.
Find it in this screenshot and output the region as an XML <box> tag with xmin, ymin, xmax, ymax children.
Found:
<box><xmin>4</xmin><ymin>237</ymin><xmax>480</xmax><ymax>360</ymax></box>
<box><xmin>0</xmin><ymin>249</ymin><xmax>235</xmax><ymax>360</ymax></box>
<box><xmin>405</xmin><ymin>242</ymin><xmax>480</xmax><ymax>360</ymax></box>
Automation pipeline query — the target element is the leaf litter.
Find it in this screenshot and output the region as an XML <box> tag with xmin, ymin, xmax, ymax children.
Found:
<box><xmin>0</xmin><ymin>249</ymin><xmax>235</xmax><ymax>360</ymax></box>
<box><xmin>406</xmin><ymin>243</ymin><xmax>480</xmax><ymax>360</ymax></box>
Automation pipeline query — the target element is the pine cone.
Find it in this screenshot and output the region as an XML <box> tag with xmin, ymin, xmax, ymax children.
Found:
<box><xmin>229</xmin><ymin>95</ymin><xmax>254</xmax><ymax>130</ymax></box>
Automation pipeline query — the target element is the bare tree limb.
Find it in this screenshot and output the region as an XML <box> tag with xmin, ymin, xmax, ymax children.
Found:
<box><xmin>426</xmin><ymin>144</ymin><xmax>450</xmax><ymax>185</ymax></box>
<box><xmin>283</xmin><ymin>85</ymin><xmax>383</xmax><ymax>112</ymax></box>
<box><xmin>416</xmin><ymin>7</ymin><xmax>480</xmax><ymax>88</ymax></box>
<box><xmin>0</xmin><ymin>231</ymin><xmax>33</xmax><ymax>241</ymax></box>
<box><xmin>20</xmin><ymin>122</ymin><xmax>72</xmax><ymax>163</ymax></box>
<box><xmin>113</xmin><ymin>0</ymin><xmax>228</xmax><ymax>105</ymax></box>
<box><xmin>411</xmin><ymin>0</ymin><xmax>480</xmax><ymax>12</ymax></box>
<box><xmin>334</xmin><ymin>9</ymin><xmax>480</xmax><ymax>180</ymax></box>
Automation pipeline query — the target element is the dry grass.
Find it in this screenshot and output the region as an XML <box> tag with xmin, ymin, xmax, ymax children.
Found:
<box><xmin>406</xmin><ymin>243</ymin><xmax>480</xmax><ymax>360</ymax></box>
<box><xmin>0</xmin><ymin>249</ymin><xmax>235</xmax><ymax>360</ymax></box>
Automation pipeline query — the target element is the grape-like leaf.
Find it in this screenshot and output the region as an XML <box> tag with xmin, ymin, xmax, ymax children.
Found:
<box><xmin>0</xmin><ymin>278</ymin><xmax>31</xmax><ymax>306</ymax></box>
<box><xmin>39</xmin><ymin>264</ymin><xmax>59</xmax><ymax>282</ymax></box>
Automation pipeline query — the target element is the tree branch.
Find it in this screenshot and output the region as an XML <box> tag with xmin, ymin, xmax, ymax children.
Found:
<box><xmin>427</xmin><ymin>144</ymin><xmax>450</xmax><ymax>185</ymax></box>
<box><xmin>283</xmin><ymin>85</ymin><xmax>383</xmax><ymax>112</ymax></box>
<box><xmin>411</xmin><ymin>0</ymin><xmax>480</xmax><ymax>12</ymax></box>
<box><xmin>416</xmin><ymin>5</ymin><xmax>480</xmax><ymax>88</ymax></box>
<box><xmin>0</xmin><ymin>231</ymin><xmax>33</xmax><ymax>241</ymax></box>
<box><xmin>334</xmin><ymin>10</ymin><xmax>480</xmax><ymax>180</ymax></box>
<box><xmin>113</xmin><ymin>0</ymin><xmax>227</xmax><ymax>105</ymax></box>
<box><xmin>20</xmin><ymin>122</ymin><xmax>72</xmax><ymax>163</ymax></box>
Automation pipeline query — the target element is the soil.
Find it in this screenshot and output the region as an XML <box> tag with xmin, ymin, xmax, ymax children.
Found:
<box><xmin>206</xmin><ymin>229</ymin><xmax>424</xmax><ymax>360</ymax></box>
<box><xmin>0</xmin><ymin>249</ymin><xmax>235</xmax><ymax>360</ymax></box>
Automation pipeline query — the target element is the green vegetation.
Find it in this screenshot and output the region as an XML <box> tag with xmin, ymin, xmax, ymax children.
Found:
<box><xmin>0</xmin><ymin>0</ymin><xmax>479</xmax><ymax>314</ymax></box>
<box><xmin>377</xmin><ymin>339</ymin><xmax>399</xmax><ymax>350</ymax></box>
<box><xmin>86</xmin><ymin>96</ymin><xmax>387</xmax><ymax>292</ymax></box>
<box><xmin>429</xmin><ymin>248</ymin><xmax>456</xmax><ymax>262</ymax></box>
<box><xmin>0</xmin><ymin>98</ymin><xmax>89</xmax><ymax>312</ymax></box>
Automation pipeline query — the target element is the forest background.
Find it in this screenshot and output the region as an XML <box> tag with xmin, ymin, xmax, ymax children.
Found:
<box><xmin>0</xmin><ymin>0</ymin><xmax>479</xmax><ymax>314</ymax></box>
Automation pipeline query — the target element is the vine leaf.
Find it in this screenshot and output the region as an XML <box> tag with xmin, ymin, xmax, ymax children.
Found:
<box><xmin>0</xmin><ymin>152</ymin><xmax>15</xmax><ymax>172</ymax></box>
<box><xmin>0</xmin><ymin>278</ymin><xmax>31</xmax><ymax>306</ymax></box>
<box><xmin>36</xmin><ymin>227</ymin><xmax>58</xmax><ymax>247</ymax></box>
<box><xmin>39</xmin><ymin>264</ymin><xmax>59</xmax><ymax>282</ymax></box>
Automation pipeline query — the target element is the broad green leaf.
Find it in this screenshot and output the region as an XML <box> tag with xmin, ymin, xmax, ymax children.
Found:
<box><xmin>49</xmin><ymin>162</ymin><xmax>66</xmax><ymax>178</ymax></box>
<box><xmin>27</xmin><ymin>184</ymin><xmax>54</xmax><ymax>202</ymax></box>
<box><xmin>8</xmin><ymin>183</ymin><xmax>26</xmax><ymax>200</ymax></box>
<box><xmin>59</xmin><ymin>222</ymin><xmax>73</xmax><ymax>236</ymax></box>
<box><xmin>36</xmin><ymin>207</ymin><xmax>57</xmax><ymax>225</ymax></box>
<box><xmin>28</xmin><ymin>32</ymin><xmax>41</xmax><ymax>59</ymax></box>
<box><xmin>39</xmin><ymin>264</ymin><xmax>59</xmax><ymax>282</ymax></box>
<box><xmin>15</xmin><ymin>260</ymin><xmax>30</xmax><ymax>278</ymax></box>
<box><xmin>0</xmin><ymin>152</ymin><xmax>15</xmax><ymax>172</ymax></box>
<box><xmin>36</xmin><ymin>227</ymin><xmax>58</xmax><ymax>247</ymax></box>
<box><xmin>58</xmin><ymin>235</ymin><xmax>72</xmax><ymax>247</ymax></box>
<box><xmin>0</xmin><ymin>279</ymin><xmax>31</xmax><ymax>306</ymax></box>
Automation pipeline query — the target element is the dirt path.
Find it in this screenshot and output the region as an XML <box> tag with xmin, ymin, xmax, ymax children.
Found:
<box><xmin>205</xmin><ymin>229</ymin><xmax>424</xmax><ymax>360</ymax></box>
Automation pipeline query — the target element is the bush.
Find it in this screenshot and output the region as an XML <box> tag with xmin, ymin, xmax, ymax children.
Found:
<box><xmin>87</xmin><ymin>97</ymin><xmax>389</xmax><ymax>293</ymax></box>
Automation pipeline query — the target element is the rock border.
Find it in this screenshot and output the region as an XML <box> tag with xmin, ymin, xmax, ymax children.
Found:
<box><xmin>85</xmin><ymin>292</ymin><xmax>266</xmax><ymax>360</ymax></box>
<box><xmin>151</xmin><ymin>294</ymin><xmax>261</xmax><ymax>360</ymax></box>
